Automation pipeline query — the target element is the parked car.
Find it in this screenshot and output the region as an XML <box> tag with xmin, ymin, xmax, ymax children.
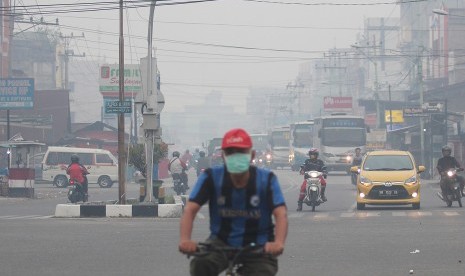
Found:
<box><xmin>351</xmin><ymin>150</ymin><xmax>425</xmax><ymax>210</ymax></box>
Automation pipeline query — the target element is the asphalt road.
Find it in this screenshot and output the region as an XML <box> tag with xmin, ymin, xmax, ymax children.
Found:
<box><xmin>0</xmin><ymin>169</ymin><xmax>464</xmax><ymax>276</ymax></box>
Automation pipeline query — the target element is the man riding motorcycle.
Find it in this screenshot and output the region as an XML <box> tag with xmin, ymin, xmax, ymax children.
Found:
<box><xmin>350</xmin><ymin>147</ymin><xmax>363</xmax><ymax>185</ymax></box>
<box><xmin>66</xmin><ymin>154</ymin><xmax>89</xmax><ymax>201</ymax></box>
<box><xmin>195</xmin><ymin>151</ymin><xmax>210</xmax><ymax>176</ymax></box>
<box><xmin>169</xmin><ymin>151</ymin><xmax>189</xmax><ymax>189</ymax></box>
<box><xmin>437</xmin><ymin>145</ymin><xmax>465</xmax><ymax>198</ymax></box>
<box><xmin>296</xmin><ymin>148</ymin><xmax>328</xmax><ymax>211</ymax></box>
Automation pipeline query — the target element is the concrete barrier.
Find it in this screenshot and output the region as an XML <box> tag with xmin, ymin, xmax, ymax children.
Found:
<box><xmin>55</xmin><ymin>203</ymin><xmax>183</xmax><ymax>218</ymax></box>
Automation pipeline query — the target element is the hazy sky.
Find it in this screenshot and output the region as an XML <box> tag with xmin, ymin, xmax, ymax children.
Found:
<box><xmin>18</xmin><ymin>0</ymin><xmax>400</xmax><ymax>113</ymax></box>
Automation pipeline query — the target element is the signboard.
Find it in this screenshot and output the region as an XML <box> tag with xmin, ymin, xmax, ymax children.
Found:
<box><xmin>384</xmin><ymin>110</ymin><xmax>404</xmax><ymax>123</ymax></box>
<box><xmin>99</xmin><ymin>64</ymin><xmax>142</xmax><ymax>93</ymax></box>
<box><xmin>365</xmin><ymin>113</ymin><xmax>377</xmax><ymax>128</ymax></box>
<box><xmin>105</xmin><ymin>100</ymin><xmax>132</xmax><ymax>114</ymax></box>
<box><xmin>0</xmin><ymin>78</ymin><xmax>34</xmax><ymax>109</ymax></box>
<box><xmin>422</xmin><ymin>102</ymin><xmax>444</xmax><ymax>113</ymax></box>
<box><xmin>323</xmin><ymin>97</ymin><xmax>353</xmax><ymax>110</ymax></box>
<box><xmin>366</xmin><ymin>129</ymin><xmax>387</xmax><ymax>150</ymax></box>
<box><xmin>403</xmin><ymin>107</ymin><xmax>427</xmax><ymax>117</ymax></box>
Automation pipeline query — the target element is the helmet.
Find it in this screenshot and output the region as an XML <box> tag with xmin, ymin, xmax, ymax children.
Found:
<box><xmin>172</xmin><ymin>151</ymin><xmax>180</xmax><ymax>158</ymax></box>
<box><xmin>71</xmin><ymin>154</ymin><xmax>79</xmax><ymax>163</ymax></box>
<box><xmin>308</xmin><ymin>148</ymin><xmax>319</xmax><ymax>157</ymax></box>
<box><xmin>442</xmin><ymin>145</ymin><xmax>452</xmax><ymax>155</ymax></box>
<box><xmin>199</xmin><ymin>151</ymin><xmax>205</xmax><ymax>157</ymax></box>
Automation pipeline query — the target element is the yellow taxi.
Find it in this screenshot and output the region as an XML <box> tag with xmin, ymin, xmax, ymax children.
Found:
<box><xmin>350</xmin><ymin>150</ymin><xmax>425</xmax><ymax>210</ymax></box>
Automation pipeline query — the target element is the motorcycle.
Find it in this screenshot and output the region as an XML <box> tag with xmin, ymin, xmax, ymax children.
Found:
<box><xmin>173</xmin><ymin>172</ymin><xmax>188</xmax><ymax>196</ymax></box>
<box><xmin>67</xmin><ymin>178</ymin><xmax>87</xmax><ymax>203</ymax></box>
<box><xmin>439</xmin><ymin>168</ymin><xmax>463</xmax><ymax>207</ymax></box>
<box><xmin>302</xmin><ymin>170</ymin><xmax>325</xmax><ymax>212</ymax></box>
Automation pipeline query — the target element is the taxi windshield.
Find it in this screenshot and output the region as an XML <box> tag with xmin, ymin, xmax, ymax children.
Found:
<box><xmin>363</xmin><ymin>155</ymin><xmax>414</xmax><ymax>171</ymax></box>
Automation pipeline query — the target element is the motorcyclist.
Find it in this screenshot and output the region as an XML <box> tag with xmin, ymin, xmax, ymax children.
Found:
<box><xmin>196</xmin><ymin>151</ymin><xmax>210</xmax><ymax>176</ymax></box>
<box><xmin>192</xmin><ymin>148</ymin><xmax>200</xmax><ymax>162</ymax></box>
<box><xmin>296</xmin><ymin>148</ymin><xmax>328</xmax><ymax>211</ymax></box>
<box><xmin>181</xmin><ymin>149</ymin><xmax>193</xmax><ymax>168</ymax></box>
<box><xmin>352</xmin><ymin>147</ymin><xmax>363</xmax><ymax>166</ymax></box>
<box><xmin>350</xmin><ymin>148</ymin><xmax>363</xmax><ymax>185</ymax></box>
<box><xmin>169</xmin><ymin>151</ymin><xmax>188</xmax><ymax>188</ymax></box>
<box><xmin>437</xmin><ymin>145</ymin><xmax>465</xmax><ymax>197</ymax></box>
<box><xmin>66</xmin><ymin>154</ymin><xmax>89</xmax><ymax>201</ymax></box>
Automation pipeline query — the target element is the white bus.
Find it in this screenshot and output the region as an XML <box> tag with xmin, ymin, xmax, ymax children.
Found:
<box><xmin>290</xmin><ymin>120</ymin><xmax>314</xmax><ymax>171</ymax></box>
<box><xmin>313</xmin><ymin>113</ymin><xmax>367</xmax><ymax>172</ymax></box>
<box><xmin>269</xmin><ymin>126</ymin><xmax>291</xmax><ymax>169</ymax></box>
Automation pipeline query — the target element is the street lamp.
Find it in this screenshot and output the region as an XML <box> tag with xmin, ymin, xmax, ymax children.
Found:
<box><xmin>351</xmin><ymin>44</ymin><xmax>380</xmax><ymax>128</ymax></box>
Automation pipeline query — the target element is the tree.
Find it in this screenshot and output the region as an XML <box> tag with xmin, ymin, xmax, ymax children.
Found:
<box><xmin>128</xmin><ymin>142</ymin><xmax>168</xmax><ymax>178</ymax></box>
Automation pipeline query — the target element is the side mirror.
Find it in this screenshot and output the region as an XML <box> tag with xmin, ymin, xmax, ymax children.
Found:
<box><xmin>418</xmin><ymin>166</ymin><xmax>425</xmax><ymax>173</ymax></box>
<box><xmin>350</xmin><ymin>166</ymin><xmax>360</xmax><ymax>173</ymax></box>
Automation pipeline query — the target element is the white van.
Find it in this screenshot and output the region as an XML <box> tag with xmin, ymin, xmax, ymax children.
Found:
<box><xmin>42</xmin><ymin>146</ymin><xmax>118</xmax><ymax>188</ymax></box>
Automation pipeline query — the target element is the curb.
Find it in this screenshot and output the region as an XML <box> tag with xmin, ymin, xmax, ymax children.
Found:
<box><xmin>54</xmin><ymin>203</ymin><xmax>183</xmax><ymax>218</ymax></box>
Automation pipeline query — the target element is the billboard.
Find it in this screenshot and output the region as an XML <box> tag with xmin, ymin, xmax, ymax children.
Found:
<box><xmin>384</xmin><ymin>110</ymin><xmax>404</xmax><ymax>123</ymax></box>
<box><xmin>0</xmin><ymin>78</ymin><xmax>34</xmax><ymax>109</ymax></box>
<box><xmin>99</xmin><ymin>64</ymin><xmax>142</xmax><ymax>95</ymax></box>
<box><xmin>323</xmin><ymin>96</ymin><xmax>353</xmax><ymax>110</ymax></box>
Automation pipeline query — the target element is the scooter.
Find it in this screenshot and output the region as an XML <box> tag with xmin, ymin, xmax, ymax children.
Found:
<box><xmin>302</xmin><ymin>170</ymin><xmax>325</xmax><ymax>212</ymax></box>
<box><xmin>67</xmin><ymin>178</ymin><xmax>87</xmax><ymax>203</ymax></box>
<box><xmin>439</xmin><ymin>168</ymin><xmax>463</xmax><ymax>207</ymax></box>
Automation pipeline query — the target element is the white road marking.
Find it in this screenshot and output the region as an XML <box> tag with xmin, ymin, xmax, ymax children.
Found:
<box><xmin>312</xmin><ymin>213</ymin><xmax>329</xmax><ymax>219</ymax></box>
<box><xmin>366</xmin><ymin>212</ymin><xmax>380</xmax><ymax>217</ymax></box>
<box><xmin>0</xmin><ymin>215</ymin><xmax>18</xmax><ymax>219</ymax></box>
<box><xmin>288</xmin><ymin>213</ymin><xmax>305</xmax><ymax>218</ymax></box>
<box><xmin>408</xmin><ymin>211</ymin><xmax>432</xmax><ymax>217</ymax></box>
<box><xmin>4</xmin><ymin>215</ymin><xmax>46</xmax><ymax>219</ymax></box>
<box><xmin>196</xmin><ymin>213</ymin><xmax>206</xmax><ymax>219</ymax></box>
<box><xmin>29</xmin><ymin>215</ymin><xmax>54</xmax><ymax>219</ymax></box>
<box><xmin>444</xmin><ymin>211</ymin><xmax>460</xmax><ymax>216</ymax></box>
<box><xmin>392</xmin><ymin>212</ymin><xmax>407</xmax><ymax>217</ymax></box>
<box><xmin>340</xmin><ymin>212</ymin><xmax>355</xmax><ymax>218</ymax></box>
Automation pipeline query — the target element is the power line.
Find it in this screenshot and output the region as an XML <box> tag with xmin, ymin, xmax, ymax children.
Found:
<box><xmin>242</xmin><ymin>0</ymin><xmax>427</xmax><ymax>6</ymax></box>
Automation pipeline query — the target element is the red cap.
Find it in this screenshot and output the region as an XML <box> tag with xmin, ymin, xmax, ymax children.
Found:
<box><xmin>221</xmin><ymin>128</ymin><xmax>253</xmax><ymax>149</ymax></box>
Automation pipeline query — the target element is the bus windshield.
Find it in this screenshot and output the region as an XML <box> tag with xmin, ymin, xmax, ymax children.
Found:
<box><xmin>271</xmin><ymin>132</ymin><xmax>289</xmax><ymax>147</ymax></box>
<box><xmin>251</xmin><ymin>135</ymin><xmax>269</xmax><ymax>151</ymax></box>
<box><xmin>293</xmin><ymin>125</ymin><xmax>313</xmax><ymax>147</ymax></box>
<box><xmin>322</xmin><ymin>128</ymin><xmax>366</xmax><ymax>147</ymax></box>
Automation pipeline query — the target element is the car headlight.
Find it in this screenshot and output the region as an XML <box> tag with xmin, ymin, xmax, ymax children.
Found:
<box><xmin>405</xmin><ymin>175</ymin><xmax>417</xmax><ymax>185</ymax></box>
<box><xmin>346</xmin><ymin>156</ymin><xmax>352</xmax><ymax>162</ymax></box>
<box><xmin>360</xmin><ymin>175</ymin><xmax>372</xmax><ymax>186</ymax></box>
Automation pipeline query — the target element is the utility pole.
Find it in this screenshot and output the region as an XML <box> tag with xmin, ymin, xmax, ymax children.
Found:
<box><xmin>418</xmin><ymin>48</ymin><xmax>425</xmax><ymax>167</ymax></box>
<box><xmin>118</xmin><ymin>0</ymin><xmax>126</xmax><ymax>204</ymax></box>
<box><xmin>59</xmin><ymin>33</ymin><xmax>85</xmax><ymax>134</ymax></box>
<box><xmin>59</xmin><ymin>33</ymin><xmax>85</xmax><ymax>90</ymax></box>
<box><xmin>372</xmin><ymin>35</ymin><xmax>380</xmax><ymax>129</ymax></box>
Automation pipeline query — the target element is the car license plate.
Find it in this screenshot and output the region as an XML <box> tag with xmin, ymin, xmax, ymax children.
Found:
<box><xmin>379</xmin><ymin>190</ymin><xmax>398</xmax><ymax>196</ymax></box>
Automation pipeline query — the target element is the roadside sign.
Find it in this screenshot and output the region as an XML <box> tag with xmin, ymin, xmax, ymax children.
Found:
<box><xmin>403</xmin><ymin>107</ymin><xmax>427</xmax><ymax>117</ymax></box>
<box><xmin>384</xmin><ymin>110</ymin><xmax>404</xmax><ymax>123</ymax></box>
<box><xmin>422</xmin><ymin>102</ymin><xmax>444</xmax><ymax>113</ymax></box>
<box><xmin>0</xmin><ymin>78</ymin><xmax>34</xmax><ymax>109</ymax></box>
<box><xmin>105</xmin><ymin>101</ymin><xmax>132</xmax><ymax>114</ymax></box>
<box><xmin>323</xmin><ymin>96</ymin><xmax>353</xmax><ymax>111</ymax></box>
